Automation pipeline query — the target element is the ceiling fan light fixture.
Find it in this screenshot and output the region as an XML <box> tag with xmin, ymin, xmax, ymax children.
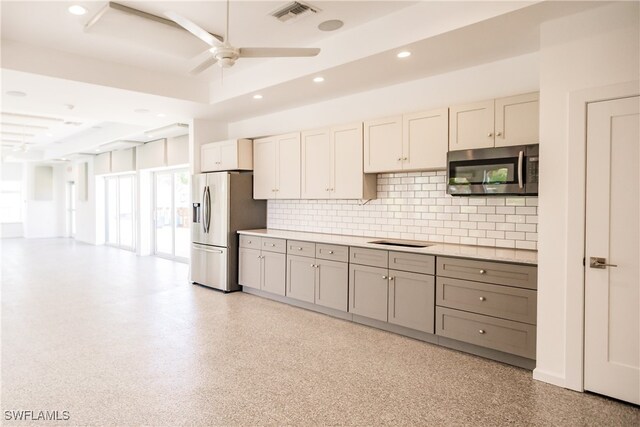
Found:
<box><xmin>68</xmin><ymin>5</ymin><xmax>87</xmax><ymax>16</ymax></box>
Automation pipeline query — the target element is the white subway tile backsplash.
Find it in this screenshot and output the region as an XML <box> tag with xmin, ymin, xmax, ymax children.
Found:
<box><xmin>267</xmin><ymin>172</ymin><xmax>538</xmax><ymax>250</ymax></box>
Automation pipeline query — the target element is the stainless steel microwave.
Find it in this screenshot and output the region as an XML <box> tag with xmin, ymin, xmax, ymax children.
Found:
<box><xmin>447</xmin><ymin>144</ymin><xmax>539</xmax><ymax>196</ymax></box>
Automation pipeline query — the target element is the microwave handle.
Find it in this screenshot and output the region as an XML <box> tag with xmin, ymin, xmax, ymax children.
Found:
<box><xmin>518</xmin><ymin>150</ymin><xmax>524</xmax><ymax>189</ymax></box>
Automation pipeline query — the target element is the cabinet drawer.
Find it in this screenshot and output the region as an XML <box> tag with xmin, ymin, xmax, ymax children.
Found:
<box><xmin>436</xmin><ymin>277</ymin><xmax>537</xmax><ymax>324</ymax></box>
<box><xmin>261</xmin><ymin>238</ymin><xmax>286</xmax><ymax>253</ymax></box>
<box><xmin>350</xmin><ymin>247</ymin><xmax>388</xmax><ymax>268</ymax></box>
<box><xmin>316</xmin><ymin>244</ymin><xmax>348</xmax><ymax>263</ymax></box>
<box><xmin>239</xmin><ymin>235</ymin><xmax>262</xmax><ymax>249</ymax></box>
<box><xmin>389</xmin><ymin>251</ymin><xmax>435</xmax><ymax>275</ymax></box>
<box><xmin>437</xmin><ymin>257</ymin><xmax>537</xmax><ymax>290</ymax></box>
<box><xmin>435</xmin><ymin>307</ymin><xmax>536</xmax><ymax>359</ymax></box>
<box><xmin>287</xmin><ymin>240</ymin><xmax>316</xmax><ymax>258</ymax></box>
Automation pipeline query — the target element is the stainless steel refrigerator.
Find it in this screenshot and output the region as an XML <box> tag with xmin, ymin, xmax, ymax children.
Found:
<box><xmin>191</xmin><ymin>172</ymin><xmax>266</xmax><ymax>292</ymax></box>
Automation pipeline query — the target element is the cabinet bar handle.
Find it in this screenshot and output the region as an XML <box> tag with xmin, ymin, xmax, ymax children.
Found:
<box><xmin>479</xmin><ymin>329</ymin><xmax>486</xmax><ymax>334</ymax></box>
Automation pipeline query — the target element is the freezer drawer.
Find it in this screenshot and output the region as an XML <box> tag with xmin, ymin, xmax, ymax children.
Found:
<box><xmin>191</xmin><ymin>244</ymin><xmax>229</xmax><ymax>291</ymax></box>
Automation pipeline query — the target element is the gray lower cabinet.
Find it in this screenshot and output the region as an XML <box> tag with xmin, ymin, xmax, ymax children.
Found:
<box><xmin>349</xmin><ymin>264</ymin><xmax>389</xmax><ymax>322</ymax></box>
<box><xmin>262</xmin><ymin>251</ymin><xmax>286</xmax><ymax>296</ymax></box>
<box><xmin>238</xmin><ymin>238</ymin><xmax>286</xmax><ymax>296</ymax></box>
<box><xmin>315</xmin><ymin>259</ymin><xmax>348</xmax><ymax>311</ymax></box>
<box><xmin>287</xmin><ymin>255</ymin><xmax>316</xmax><ymax>303</ymax></box>
<box><xmin>238</xmin><ymin>247</ymin><xmax>261</xmax><ymax>290</ymax></box>
<box><xmin>388</xmin><ymin>269</ymin><xmax>435</xmax><ymax>333</ymax></box>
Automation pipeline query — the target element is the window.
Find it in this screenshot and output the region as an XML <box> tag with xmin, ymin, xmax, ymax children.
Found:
<box><xmin>154</xmin><ymin>169</ymin><xmax>190</xmax><ymax>261</ymax></box>
<box><xmin>105</xmin><ymin>174</ymin><xmax>136</xmax><ymax>251</ymax></box>
<box><xmin>0</xmin><ymin>180</ymin><xmax>23</xmax><ymax>223</ymax></box>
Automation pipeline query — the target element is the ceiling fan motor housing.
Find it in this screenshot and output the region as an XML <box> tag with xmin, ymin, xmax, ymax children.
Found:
<box><xmin>210</xmin><ymin>46</ymin><xmax>240</xmax><ymax>68</ymax></box>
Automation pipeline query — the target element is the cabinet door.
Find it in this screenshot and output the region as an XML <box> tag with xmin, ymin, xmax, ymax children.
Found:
<box><xmin>403</xmin><ymin>108</ymin><xmax>449</xmax><ymax>170</ymax></box>
<box><xmin>262</xmin><ymin>251</ymin><xmax>286</xmax><ymax>296</ymax></box>
<box><xmin>364</xmin><ymin>116</ymin><xmax>403</xmax><ymax>173</ymax></box>
<box><xmin>301</xmin><ymin>129</ymin><xmax>331</xmax><ymax>199</ymax></box>
<box><xmin>494</xmin><ymin>92</ymin><xmax>539</xmax><ymax>147</ymax></box>
<box><xmin>388</xmin><ymin>270</ymin><xmax>435</xmax><ymax>333</ymax></box>
<box><xmin>219</xmin><ymin>140</ymin><xmax>239</xmax><ymax>170</ymax></box>
<box><xmin>449</xmin><ymin>100</ymin><xmax>495</xmax><ymax>151</ymax></box>
<box><xmin>286</xmin><ymin>255</ymin><xmax>316</xmax><ymax>303</ymax></box>
<box><xmin>253</xmin><ymin>137</ymin><xmax>277</xmax><ymax>199</ymax></box>
<box><xmin>276</xmin><ymin>133</ymin><xmax>301</xmax><ymax>199</ymax></box>
<box><xmin>349</xmin><ymin>264</ymin><xmax>389</xmax><ymax>322</ymax></box>
<box><xmin>239</xmin><ymin>247</ymin><xmax>261</xmax><ymax>290</ymax></box>
<box><xmin>201</xmin><ymin>143</ymin><xmax>221</xmax><ymax>172</ymax></box>
<box><xmin>316</xmin><ymin>259</ymin><xmax>348</xmax><ymax>312</ymax></box>
<box><xmin>332</xmin><ymin>123</ymin><xmax>365</xmax><ymax>199</ymax></box>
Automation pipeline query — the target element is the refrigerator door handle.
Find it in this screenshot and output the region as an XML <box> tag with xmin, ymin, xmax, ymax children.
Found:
<box><xmin>205</xmin><ymin>186</ymin><xmax>212</xmax><ymax>233</ymax></box>
<box><xmin>202</xmin><ymin>186</ymin><xmax>208</xmax><ymax>233</ymax></box>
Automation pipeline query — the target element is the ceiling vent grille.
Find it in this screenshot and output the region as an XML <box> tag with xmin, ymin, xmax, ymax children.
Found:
<box><xmin>271</xmin><ymin>1</ymin><xmax>318</xmax><ymax>23</ymax></box>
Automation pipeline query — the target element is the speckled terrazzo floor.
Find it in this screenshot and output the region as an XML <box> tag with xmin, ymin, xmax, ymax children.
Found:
<box><xmin>1</xmin><ymin>238</ymin><xmax>638</xmax><ymax>426</ymax></box>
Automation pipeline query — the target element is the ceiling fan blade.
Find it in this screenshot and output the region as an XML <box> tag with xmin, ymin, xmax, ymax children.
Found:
<box><xmin>164</xmin><ymin>11</ymin><xmax>222</xmax><ymax>47</ymax></box>
<box><xmin>190</xmin><ymin>56</ymin><xmax>219</xmax><ymax>75</ymax></box>
<box><xmin>238</xmin><ymin>47</ymin><xmax>321</xmax><ymax>58</ymax></box>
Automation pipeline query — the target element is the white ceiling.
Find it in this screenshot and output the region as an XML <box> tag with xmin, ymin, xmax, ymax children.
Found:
<box><xmin>0</xmin><ymin>1</ymin><xmax>605</xmax><ymax>162</ymax></box>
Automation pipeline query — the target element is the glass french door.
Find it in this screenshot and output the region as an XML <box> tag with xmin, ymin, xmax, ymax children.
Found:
<box><xmin>154</xmin><ymin>169</ymin><xmax>189</xmax><ymax>262</ymax></box>
<box><xmin>105</xmin><ymin>174</ymin><xmax>136</xmax><ymax>251</ymax></box>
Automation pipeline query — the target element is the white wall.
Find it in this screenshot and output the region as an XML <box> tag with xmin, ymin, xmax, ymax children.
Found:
<box><xmin>23</xmin><ymin>163</ymin><xmax>65</xmax><ymax>238</ymax></box>
<box><xmin>534</xmin><ymin>1</ymin><xmax>640</xmax><ymax>388</ymax></box>
<box><xmin>1</xmin><ymin>162</ymin><xmax>25</xmax><ymax>238</ymax></box>
<box><xmin>228</xmin><ymin>52</ymin><xmax>539</xmax><ymax>138</ymax></box>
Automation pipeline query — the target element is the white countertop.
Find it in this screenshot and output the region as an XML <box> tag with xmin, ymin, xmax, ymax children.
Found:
<box><xmin>237</xmin><ymin>229</ymin><xmax>537</xmax><ymax>265</ymax></box>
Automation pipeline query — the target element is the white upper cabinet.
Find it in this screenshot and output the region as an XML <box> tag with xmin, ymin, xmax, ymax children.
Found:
<box><xmin>332</xmin><ymin>123</ymin><xmax>376</xmax><ymax>199</ymax></box>
<box><xmin>365</xmin><ymin>109</ymin><xmax>448</xmax><ymax>173</ymax></box>
<box><xmin>494</xmin><ymin>92</ymin><xmax>539</xmax><ymax>148</ymax></box>
<box><xmin>449</xmin><ymin>100</ymin><xmax>495</xmax><ymax>151</ymax></box>
<box><xmin>450</xmin><ymin>92</ymin><xmax>539</xmax><ymax>151</ymax></box>
<box><xmin>402</xmin><ymin>108</ymin><xmax>449</xmax><ymax>170</ymax></box>
<box><xmin>302</xmin><ymin>123</ymin><xmax>376</xmax><ymax>200</ymax></box>
<box><xmin>201</xmin><ymin>139</ymin><xmax>253</xmax><ymax>172</ymax></box>
<box><xmin>301</xmin><ymin>129</ymin><xmax>331</xmax><ymax>199</ymax></box>
<box><xmin>253</xmin><ymin>133</ymin><xmax>301</xmax><ymax>199</ymax></box>
<box><xmin>364</xmin><ymin>116</ymin><xmax>403</xmax><ymax>173</ymax></box>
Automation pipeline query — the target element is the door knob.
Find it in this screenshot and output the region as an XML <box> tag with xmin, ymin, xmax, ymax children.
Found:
<box><xmin>589</xmin><ymin>257</ymin><xmax>618</xmax><ymax>269</ymax></box>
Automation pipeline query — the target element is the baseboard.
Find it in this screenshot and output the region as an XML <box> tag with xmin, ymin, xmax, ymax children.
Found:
<box><xmin>533</xmin><ymin>368</ymin><xmax>567</xmax><ymax>388</ymax></box>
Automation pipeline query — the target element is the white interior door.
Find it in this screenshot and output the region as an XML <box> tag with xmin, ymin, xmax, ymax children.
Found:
<box><xmin>584</xmin><ymin>96</ymin><xmax>639</xmax><ymax>405</ymax></box>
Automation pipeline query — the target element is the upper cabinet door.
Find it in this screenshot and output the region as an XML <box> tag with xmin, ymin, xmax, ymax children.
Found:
<box><xmin>276</xmin><ymin>133</ymin><xmax>301</xmax><ymax>199</ymax></box>
<box><xmin>449</xmin><ymin>100</ymin><xmax>495</xmax><ymax>151</ymax></box>
<box><xmin>253</xmin><ymin>137</ymin><xmax>277</xmax><ymax>199</ymax></box>
<box><xmin>332</xmin><ymin>123</ymin><xmax>365</xmax><ymax>199</ymax></box>
<box><xmin>364</xmin><ymin>116</ymin><xmax>403</xmax><ymax>173</ymax></box>
<box><xmin>402</xmin><ymin>108</ymin><xmax>449</xmax><ymax>171</ymax></box>
<box><xmin>494</xmin><ymin>92</ymin><xmax>539</xmax><ymax>148</ymax></box>
<box><xmin>218</xmin><ymin>140</ymin><xmax>238</xmax><ymax>170</ymax></box>
<box><xmin>301</xmin><ymin>129</ymin><xmax>331</xmax><ymax>199</ymax></box>
<box><xmin>201</xmin><ymin>143</ymin><xmax>221</xmax><ymax>172</ymax></box>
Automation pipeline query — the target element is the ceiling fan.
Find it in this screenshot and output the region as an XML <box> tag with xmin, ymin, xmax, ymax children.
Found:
<box><xmin>165</xmin><ymin>0</ymin><xmax>321</xmax><ymax>74</ymax></box>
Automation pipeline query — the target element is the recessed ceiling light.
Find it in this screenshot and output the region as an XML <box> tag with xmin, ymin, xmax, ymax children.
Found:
<box><xmin>318</xmin><ymin>19</ymin><xmax>344</xmax><ymax>32</ymax></box>
<box><xmin>68</xmin><ymin>5</ymin><xmax>87</xmax><ymax>15</ymax></box>
<box><xmin>397</xmin><ymin>51</ymin><xmax>412</xmax><ymax>59</ymax></box>
<box><xmin>134</xmin><ymin>108</ymin><xmax>149</xmax><ymax>113</ymax></box>
<box><xmin>313</xmin><ymin>76</ymin><xmax>325</xmax><ymax>83</ymax></box>
<box><xmin>95</xmin><ymin>149</ymin><xmax>101</xmax><ymax>152</ymax></box>
<box><xmin>61</xmin><ymin>158</ymin><xmax>68</xmax><ymax>161</ymax></box>
<box><xmin>6</xmin><ymin>90</ymin><xmax>27</xmax><ymax>97</ymax></box>
<box><xmin>156</xmin><ymin>113</ymin><xmax>166</xmax><ymax>118</ymax></box>
<box><xmin>253</xmin><ymin>94</ymin><xmax>263</xmax><ymax>100</ymax></box>
<box><xmin>46</xmin><ymin>133</ymin><xmax>53</xmax><ymax>137</ymax></box>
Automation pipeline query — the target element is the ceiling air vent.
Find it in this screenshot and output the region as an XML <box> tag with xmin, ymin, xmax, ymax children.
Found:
<box><xmin>271</xmin><ymin>1</ymin><xmax>319</xmax><ymax>23</ymax></box>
